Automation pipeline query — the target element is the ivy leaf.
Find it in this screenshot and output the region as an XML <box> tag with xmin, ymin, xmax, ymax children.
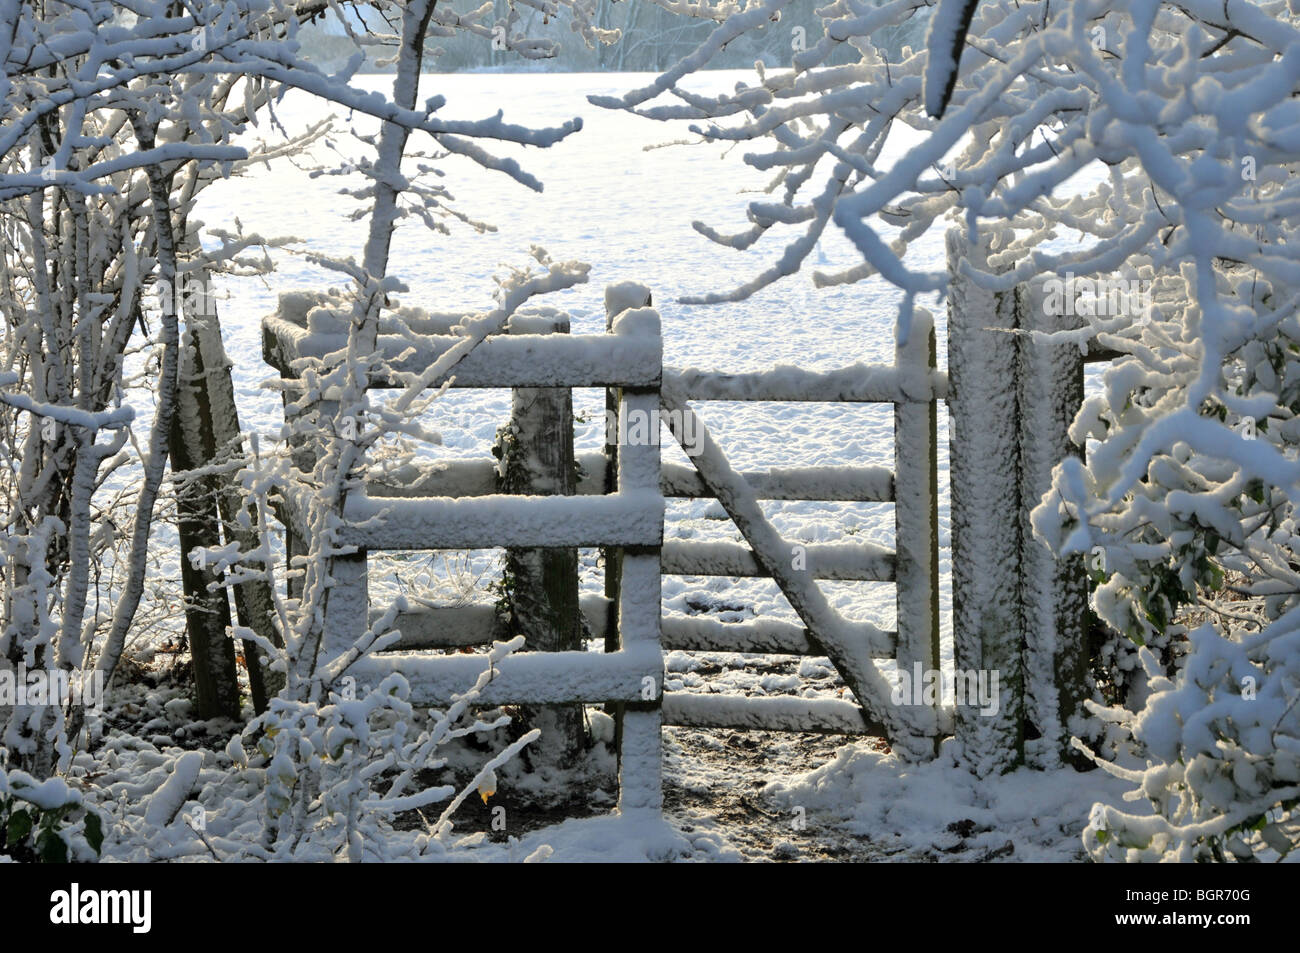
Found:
<box><xmin>84</xmin><ymin>811</ymin><xmax>104</xmax><ymax>855</ymax></box>
<box><xmin>36</xmin><ymin>828</ymin><xmax>68</xmax><ymax>863</ymax></box>
<box><xmin>6</xmin><ymin>808</ymin><xmax>33</xmax><ymax>846</ymax></box>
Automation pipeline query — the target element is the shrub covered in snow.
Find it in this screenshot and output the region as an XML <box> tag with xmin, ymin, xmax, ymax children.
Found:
<box><xmin>0</xmin><ymin>0</ymin><xmax>611</xmax><ymax>858</ymax></box>
<box><xmin>221</xmin><ymin>640</ymin><xmax>538</xmax><ymax>860</ymax></box>
<box><xmin>1081</xmin><ymin>626</ymin><xmax>1300</xmax><ymax>861</ymax></box>
<box><xmin>0</xmin><ymin>765</ymin><xmax>103</xmax><ymax>862</ymax></box>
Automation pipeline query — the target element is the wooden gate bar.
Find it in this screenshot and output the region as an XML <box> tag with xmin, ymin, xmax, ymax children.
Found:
<box><xmin>893</xmin><ymin>308</ymin><xmax>942</xmax><ymax>705</ymax></box>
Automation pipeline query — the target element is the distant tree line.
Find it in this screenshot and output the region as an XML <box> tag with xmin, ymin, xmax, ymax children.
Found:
<box><xmin>297</xmin><ymin>0</ymin><xmax>934</xmax><ymax>72</ymax></box>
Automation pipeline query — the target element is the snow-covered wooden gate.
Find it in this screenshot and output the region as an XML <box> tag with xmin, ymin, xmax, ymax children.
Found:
<box><xmin>647</xmin><ymin>308</ymin><xmax>945</xmax><ymax>759</ymax></box>
<box><xmin>262</xmin><ymin>285</ymin><xmax>667</xmax><ymax>811</ymax></box>
<box><xmin>262</xmin><ymin>278</ymin><xmax>946</xmax><ymax>813</ymax></box>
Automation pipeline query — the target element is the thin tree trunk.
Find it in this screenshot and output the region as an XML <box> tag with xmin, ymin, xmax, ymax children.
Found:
<box><xmin>499</xmin><ymin>315</ymin><xmax>586</xmax><ymax>776</ymax></box>
<box><xmin>181</xmin><ymin>242</ymin><xmax>283</xmax><ymax>711</ymax></box>
<box><xmin>170</xmin><ymin>321</ymin><xmax>240</xmax><ymax>720</ymax></box>
<box><xmin>88</xmin><ymin>118</ymin><xmax>183</xmax><ymax>702</ymax></box>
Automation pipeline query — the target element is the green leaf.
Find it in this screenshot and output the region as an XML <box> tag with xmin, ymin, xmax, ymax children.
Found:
<box><xmin>7</xmin><ymin>809</ymin><xmax>33</xmax><ymax>845</ymax></box>
<box><xmin>84</xmin><ymin>811</ymin><xmax>104</xmax><ymax>855</ymax></box>
<box><xmin>36</xmin><ymin>828</ymin><xmax>67</xmax><ymax>863</ymax></box>
<box><xmin>1096</xmin><ymin>829</ymin><xmax>1109</xmax><ymax>843</ymax></box>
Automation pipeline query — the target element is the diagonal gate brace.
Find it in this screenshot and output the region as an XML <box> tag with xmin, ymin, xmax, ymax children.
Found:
<box><xmin>658</xmin><ymin>381</ymin><xmax>936</xmax><ymax>756</ymax></box>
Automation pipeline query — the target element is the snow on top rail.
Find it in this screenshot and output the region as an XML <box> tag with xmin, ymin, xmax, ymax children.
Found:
<box><xmin>262</xmin><ymin>297</ymin><xmax>660</xmax><ymax>389</ymax></box>
<box><xmin>665</xmin><ymin>362</ymin><xmax>948</xmax><ymax>404</ymax></box>
<box><xmin>276</xmin><ymin>485</ymin><xmax>663</xmax><ymax>550</ymax></box>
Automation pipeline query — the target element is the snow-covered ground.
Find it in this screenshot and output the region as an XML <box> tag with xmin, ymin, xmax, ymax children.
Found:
<box><xmin>199</xmin><ymin>70</ymin><xmax>948</xmax><ymax>647</ymax></box>
<box><xmin>163</xmin><ymin>71</ymin><xmax>1122</xmax><ymax>860</ymax></box>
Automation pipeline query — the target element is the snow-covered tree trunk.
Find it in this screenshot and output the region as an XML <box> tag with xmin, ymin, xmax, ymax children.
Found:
<box><xmin>946</xmin><ymin>228</ymin><xmax>1024</xmax><ymax>776</ymax></box>
<box><xmin>171</xmin><ymin>318</ymin><xmax>240</xmax><ymax>721</ymax></box>
<box><xmin>352</xmin><ymin>0</ymin><xmax>436</xmax><ymax>352</ymax></box>
<box><xmin>498</xmin><ymin>313</ymin><xmax>587</xmax><ymax>775</ymax></box>
<box><xmin>90</xmin><ymin>123</ymin><xmax>184</xmax><ymax>707</ymax></box>
<box><xmin>1015</xmin><ymin>277</ymin><xmax>1089</xmax><ymax>768</ymax></box>
<box><xmin>181</xmin><ymin>253</ymin><xmax>283</xmax><ymax>711</ymax></box>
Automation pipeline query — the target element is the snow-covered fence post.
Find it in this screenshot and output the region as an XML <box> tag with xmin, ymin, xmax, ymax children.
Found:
<box><xmin>604</xmin><ymin>282</ymin><xmax>663</xmax><ymax>812</ymax></box>
<box><xmin>601</xmin><ymin>284</ymin><xmax>652</xmax><ymax>763</ymax></box>
<box><xmin>498</xmin><ymin>312</ymin><xmax>585</xmax><ymax>769</ymax></box>
<box><xmin>946</xmin><ymin>228</ymin><xmax>1024</xmax><ymax>776</ymax></box>
<box><xmin>893</xmin><ymin>306</ymin><xmax>941</xmax><ymax>747</ymax></box>
<box><xmin>1016</xmin><ymin>278</ymin><xmax>1089</xmax><ymax>767</ymax></box>
<box><xmin>318</xmin><ymin>431</ymin><xmax>370</xmax><ymax>668</ymax></box>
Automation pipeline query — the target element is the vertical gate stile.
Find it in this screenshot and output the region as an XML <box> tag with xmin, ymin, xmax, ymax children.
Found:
<box><xmin>602</xmin><ymin>298</ymin><xmax>626</xmax><ymax>758</ymax></box>
<box><xmin>608</xmin><ymin>296</ymin><xmax>663</xmax><ymax>813</ymax></box>
<box><xmin>893</xmin><ymin>308</ymin><xmax>942</xmax><ymax>750</ymax></box>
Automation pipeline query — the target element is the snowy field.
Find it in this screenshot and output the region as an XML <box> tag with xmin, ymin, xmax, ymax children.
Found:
<box><xmin>174</xmin><ymin>71</ymin><xmax>1125</xmax><ymax>860</ymax></box>
<box><xmin>198</xmin><ymin>70</ymin><xmax>950</xmax><ymax>651</ymax></box>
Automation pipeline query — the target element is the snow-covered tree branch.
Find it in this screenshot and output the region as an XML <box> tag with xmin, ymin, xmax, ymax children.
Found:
<box><xmin>597</xmin><ymin>0</ymin><xmax>1300</xmax><ymax>857</ymax></box>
